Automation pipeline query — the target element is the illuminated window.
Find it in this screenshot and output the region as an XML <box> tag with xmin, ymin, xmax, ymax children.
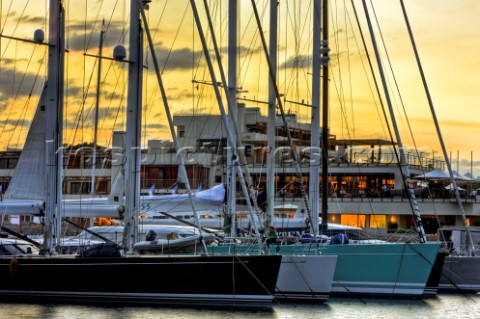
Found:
<box><xmin>341</xmin><ymin>214</ymin><xmax>366</xmax><ymax>228</ymax></box>
<box><xmin>329</xmin><ymin>214</ymin><xmax>339</xmax><ymax>223</ymax></box>
<box><xmin>369</xmin><ymin>215</ymin><xmax>387</xmax><ymax>228</ymax></box>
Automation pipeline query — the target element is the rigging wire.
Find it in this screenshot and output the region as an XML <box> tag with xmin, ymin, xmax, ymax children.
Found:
<box><xmin>274</xmin><ymin>1</ymin><xmax>313</xmax><ymax>127</ymax></box>
<box><xmin>347</xmin><ymin>0</ymin><xmax>391</xmax><ymax>141</ymax></box>
<box><xmin>369</xmin><ymin>8</ymin><xmax>447</xmax><ymax>245</ymax></box>
<box><xmin>343</xmin><ymin>0</ymin><xmax>355</xmax><ymax>137</ymax></box>
<box><xmin>238</xmin><ymin>0</ymin><xmax>265</xmax><ymax>99</ymax></box>
<box><xmin>10</xmin><ymin>52</ymin><xmax>46</xmax><ymax>150</ymax></box>
<box><xmin>330</xmin><ymin>0</ymin><xmax>352</xmax><ymax>138</ymax></box>
<box><xmin>161</xmin><ymin>2</ymin><xmax>189</xmax><ymax>73</ymax></box>
<box><xmin>0</xmin><ymin>1</ymin><xmax>36</xmax><ymax>146</ymax></box>
<box><xmin>318</xmin><ymin>0</ymin><xmax>416</xmax><ymax>238</ymax></box>
<box><xmin>99</xmin><ymin>62</ymin><xmax>126</xmax><ymax>142</ymax></box>
<box><xmin>169</xmin><ymin>1</ymin><xmax>225</xmax><ymax>175</ymax></box>
<box><xmin>184</xmin><ymin>1</ymin><xmax>231</xmax><ymax>163</ymax></box>
<box><xmin>0</xmin><ymin>45</ymin><xmax>42</xmax><ymax>142</ymax></box>
<box><xmin>144</xmin><ymin>1</ymin><xmax>186</xmax><ymax>150</ymax></box>
<box><xmin>67</xmin><ymin>0</ymin><xmax>124</xmax><ymax>147</ymax></box>
<box><xmin>283</xmin><ymin>0</ymin><xmax>312</xmax><ymax>118</ymax></box>
<box><xmin>326</xmin><ymin>0</ymin><xmax>373</xmax><ymax>238</ymax></box>
<box><xmin>139</xmin><ymin>2</ymin><xmax>206</xmax><ymax>195</ymax></box>
<box><xmin>62</xmin><ymin>1</ymin><xmax>126</xmax><ymax>210</ymax></box>
<box><xmin>0</xmin><ymin>0</ymin><xmax>29</xmax><ymax>59</ymax></box>
<box><xmin>358</xmin><ymin>2</ymin><xmax>430</xmax><ymax>241</ymax></box>
<box><xmin>369</xmin><ymin>0</ymin><xmax>416</xmax><ymax>150</ymax></box>
<box><xmin>0</xmin><ymin>0</ymin><xmax>12</xmax><ymax>35</ymax></box>
<box><xmin>400</xmin><ymin>0</ymin><xmax>472</xmax><ymax>249</ymax></box>
<box><xmin>326</xmin><ymin>0</ymin><xmax>391</xmax><ymax>147</ymax></box>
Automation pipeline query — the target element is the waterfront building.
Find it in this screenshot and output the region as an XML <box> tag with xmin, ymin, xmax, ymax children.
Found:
<box><xmin>0</xmin><ymin>105</ymin><xmax>478</xmax><ymax>236</ymax></box>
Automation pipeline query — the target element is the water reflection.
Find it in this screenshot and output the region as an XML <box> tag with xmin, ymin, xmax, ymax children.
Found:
<box><xmin>0</xmin><ymin>294</ymin><xmax>479</xmax><ymax>319</ymax></box>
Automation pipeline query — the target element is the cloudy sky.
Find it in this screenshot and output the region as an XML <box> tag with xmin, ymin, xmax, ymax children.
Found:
<box><xmin>1</xmin><ymin>0</ymin><xmax>479</xmax><ymax>176</ymax></box>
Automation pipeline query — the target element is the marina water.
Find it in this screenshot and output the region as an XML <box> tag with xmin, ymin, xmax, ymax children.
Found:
<box><xmin>1</xmin><ymin>294</ymin><xmax>479</xmax><ymax>319</ymax></box>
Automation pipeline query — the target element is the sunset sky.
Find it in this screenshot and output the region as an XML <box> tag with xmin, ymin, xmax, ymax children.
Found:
<box><xmin>1</xmin><ymin>0</ymin><xmax>479</xmax><ymax>177</ymax></box>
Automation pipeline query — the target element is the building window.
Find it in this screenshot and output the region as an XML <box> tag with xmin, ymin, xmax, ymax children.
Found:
<box><xmin>7</xmin><ymin>158</ymin><xmax>17</xmax><ymax>169</ymax></box>
<box><xmin>369</xmin><ymin>215</ymin><xmax>387</xmax><ymax>229</ymax></box>
<box><xmin>83</xmin><ymin>157</ymin><xmax>105</xmax><ymax>169</ymax></box>
<box><xmin>178</xmin><ymin>126</ymin><xmax>185</xmax><ymax>138</ymax></box>
<box><xmin>0</xmin><ymin>158</ymin><xmax>18</xmax><ymax>169</ymax></box>
<box><xmin>93</xmin><ymin>180</ymin><xmax>109</xmax><ymax>194</ymax></box>
<box><xmin>341</xmin><ymin>214</ymin><xmax>366</xmax><ymax>228</ymax></box>
<box><xmin>70</xmin><ymin>182</ymin><xmax>91</xmax><ymax>194</ymax></box>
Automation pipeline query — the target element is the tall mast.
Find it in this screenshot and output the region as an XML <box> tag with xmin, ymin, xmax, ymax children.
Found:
<box><xmin>320</xmin><ymin>0</ymin><xmax>329</xmax><ymax>235</ymax></box>
<box><xmin>361</xmin><ymin>0</ymin><xmax>426</xmax><ymax>242</ymax></box>
<box><xmin>199</xmin><ymin>0</ymin><xmax>264</xmax><ymax>236</ymax></box>
<box><xmin>265</xmin><ymin>0</ymin><xmax>278</xmax><ymax>229</ymax></box>
<box><xmin>122</xmin><ymin>0</ymin><xmax>144</xmax><ymax>252</ymax></box>
<box><xmin>227</xmin><ymin>0</ymin><xmax>239</xmax><ymax>238</ymax></box>
<box><xmin>91</xmin><ymin>24</ymin><xmax>105</xmax><ymax>197</ymax></box>
<box><xmin>139</xmin><ymin>1</ymin><xmax>207</xmax><ymax>251</ymax></box>
<box><xmin>190</xmin><ymin>0</ymin><xmax>261</xmax><ymax>237</ymax></box>
<box><xmin>250</xmin><ymin>0</ymin><xmax>314</xmax><ymax>235</ymax></box>
<box><xmin>309</xmin><ymin>0</ymin><xmax>321</xmax><ymax>235</ymax></box>
<box><xmin>89</xmin><ymin>23</ymin><xmax>105</xmax><ymax>228</ymax></box>
<box><xmin>43</xmin><ymin>0</ymin><xmax>65</xmax><ymax>255</ymax></box>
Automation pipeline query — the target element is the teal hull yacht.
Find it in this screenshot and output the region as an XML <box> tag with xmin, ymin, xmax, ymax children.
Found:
<box><xmin>208</xmin><ymin>242</ymin><xmax>441</xmax><ymax>297</ymax></box>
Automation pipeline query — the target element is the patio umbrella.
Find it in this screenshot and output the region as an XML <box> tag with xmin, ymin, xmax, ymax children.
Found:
<box><xmin>445</xmin><ymin>183</ymin><xmax>465</xmax><ymax>190</ymax></box>
<box><xmin>452</xmin><ymin>170</ymin><xmax>470</xmax><ymax>181</ymax></box>
<box><xmin>414</xmin><ymin>168</ymin><xmax>450</xmax><ymax>180</ymax></box>
<box><xmin>415</xmin><ymin>168</ymin><xmax>470</xmax><ymax>181</ymax></box>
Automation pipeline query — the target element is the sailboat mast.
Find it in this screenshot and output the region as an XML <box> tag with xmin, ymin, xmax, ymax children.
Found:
<box><xmin>190</xmin><ymin>0</ymin><xmax>261</xmax><ymax>237</ymax></box>
<box><xmin>55</xmin><ymin>6</ymin><xmax>65</xmax><ymax>249</ymax></box>
<box><xmin>266</xmin><ymin>0</ymin><xmax>278</xmax><ymax>229</ymax></box>
<box><xmin>227</xmin><ymin>0</ymin><xmax>239</xmax><ymax>238</ymax></box>
<box><xmin>91</xmin><ymin>25</ymin><xmax>105</xmax><ymax>197</ymax></box>
<box><xmin>89</xmin><ymin>24</ymin><xmax>105</xmax><ymax>228</ymax></box>
<box><xmin>320</xmin><ymin>0</ymin><xmax>329</xmax><ymax>235</ymax></box>
<box><xmin>138</xmin><ymin>2</ymin><xmax>207</xmax><ymax>251</ymax></box>
<box><xmin>197</xmin><ymin>1</ymin><xmax>264</xmax><ymax>236</ymax></box>
<box><xmin>250</xmin><ymin>0</ymin><xmax>313</xmax><ymax>232</ymax></box>
<box><xmin>399</xmin><ymin>0</ymin><xmax>474</xmax><ymax>252</ymax></box>
<box><xmin>200</xmin><ymin>0</ymin><xmax>269</xmax><ymax>236</ymax></box>
<box><xmin>123</xmin><ymin>0</ymin><xmax>143</xmax><ymax>252</ymax></box>
<box><xmin>310</xmin><ymin>0</ymin><xmax>321</xmax><ymax>235</ymax></box>
<box><xmin>361</xmin><ymin>0</ymin><xmax>426</xmax><ymax>242</ymax></box>
<box><xmin>43</xmin><ymin>0</ymin><xmax>65</xmax><ymax>254</ymax></box>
